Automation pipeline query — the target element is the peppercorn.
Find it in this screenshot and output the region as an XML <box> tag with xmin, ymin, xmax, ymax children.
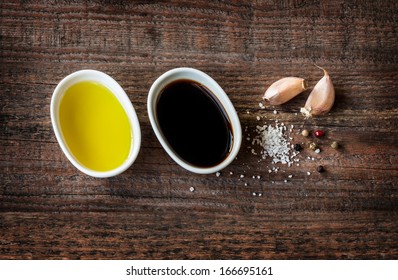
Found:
<box><xmin>314</xmin><ymin>130</ymin><xmax>325</xmax><ymax>137</ymax></box>
<box><xmin>331</xmin><ymin>141</ymin><xmax>339</xmax><ymax>149</ymax></box>
<box><xmin>301</xmin><ymin>129</ymin><xmax>309</xmax><ymax>137</ymax></box>
<box><xmin>293</xmin><ymin>144</ymin><xmax>302</xmax><ymax>151</ymax></box>
<box><xmin>317</xmin><ymin>165</ymin><xmax>325</xmax><ymax>173</ymax></box>
<box><xmin>309</xmin><ymin>142</ymin><xmax>317</xmax><ymax>150</ymax></box>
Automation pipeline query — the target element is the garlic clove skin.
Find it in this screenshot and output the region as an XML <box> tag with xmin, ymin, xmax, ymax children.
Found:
<box><xmin>263</xmin><ymin>77</ymin><xmax>307</xmax><ymax>105</ymax></box>
<box><xmin>301</xmin><ymin>66</ymin><xmax>335</xmax><ymax>117</ymax></box>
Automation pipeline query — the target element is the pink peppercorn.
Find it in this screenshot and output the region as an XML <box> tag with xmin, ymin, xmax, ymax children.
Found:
<box><xmin>314</xmin><ymin>130</ymin><xmax>325</xmax><ymax>137</ymax></box>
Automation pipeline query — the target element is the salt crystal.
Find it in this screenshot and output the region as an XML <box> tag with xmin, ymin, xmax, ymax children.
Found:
<box><xmin>256</xmin><ymin>116</ymin><xmax>261</xmax><ymax>121</ymax></box>
<box><xmin>240</xmin><ymin>174</ymin><xmax>245</xmax><ymax>178</ymax></box>
<box><xmin>307</xmin><ymin>171</ymin><xmax>311</xmax><ymax>176</ymax></box>
<box><xmin>189</xmin><ymin>187</ymin><xmax>195</xmax><ymax>192</ymax></box>
<box><xmin>250</xmin><ymin>119</ymin><xmax>299</xmax><ymax>177</ymax></box>
<box><xmin>253</xmin><ymin>124</ymin><xmax>295</xmax><ymax>166</ymax></box>
<box><xmin>288</xmin><ymin>175</ymin><xmax>293</xmax><ymax>178</ymax></box>
<box><xmin>315</xmin><ymin>148</ymin><xmax>321</xmax><ymax>154</ymax></box>
<box><xmin>273</xmin><ymin>110</ymin><xmax>277</xmax><ymax>114</ymax></box>
<box><xmin>216</xmin><ymin>172</ymin><xmax>221</xmax><ymax>177</ymax></box>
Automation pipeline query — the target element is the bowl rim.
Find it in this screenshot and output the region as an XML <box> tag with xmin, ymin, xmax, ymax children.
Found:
<box><xmin>147</xmin><ymin>67</ymin><xmax>242</xmax><ymax>174</ymax></box>
<box><xmin>50</xmin><ymin>69</ymin><xmax>141</xmax><ymax>178</ymax></box>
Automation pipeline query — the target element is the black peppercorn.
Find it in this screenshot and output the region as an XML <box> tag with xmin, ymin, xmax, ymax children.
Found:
<box><xmin>317</xmin><ymin>165</ymin><xmax>325</xmax><ymax>173</ymax></box>
<box><xmin>293</xmin><ymin>144</ymin><xmax>302</xmax><ymax>151</ymax></box>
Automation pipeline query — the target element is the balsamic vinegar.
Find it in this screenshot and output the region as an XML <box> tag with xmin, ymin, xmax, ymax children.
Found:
<box><xmin>156</xmin><ymin>80</ymin><xmax>233</xmax><ymax>167</ymax></box>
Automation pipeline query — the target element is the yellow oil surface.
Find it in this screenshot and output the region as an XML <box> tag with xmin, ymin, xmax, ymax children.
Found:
<box><xmin>59</xmin><ymin>81</ymin><xmax>132</xmax><ymax>172</ymax></box>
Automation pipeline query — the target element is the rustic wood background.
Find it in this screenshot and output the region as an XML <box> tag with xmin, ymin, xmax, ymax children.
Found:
<box><xmin>1</xmin><ymin>0</ymin><xmax>397</xmax><ymax>259</ymax></box>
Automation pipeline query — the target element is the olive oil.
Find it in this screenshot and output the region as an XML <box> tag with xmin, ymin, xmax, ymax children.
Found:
<box><xmin>59</xmin><ymin>81</ymin><xmax>131</xmax><ymax>172</ymax></box>
<box><xmin>156</xmin><ymin>80</ymin><xmax>232</xmax><ymax>167</ymax></box>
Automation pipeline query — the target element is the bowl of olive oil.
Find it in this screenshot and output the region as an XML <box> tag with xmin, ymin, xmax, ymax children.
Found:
<box><xmin>51</xmin><ymin>70</ymin><xmax>141</xmax><ymax>178</ymax></box>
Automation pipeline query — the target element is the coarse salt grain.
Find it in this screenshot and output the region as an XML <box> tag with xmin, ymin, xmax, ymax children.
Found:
<box><xmin>252</xmin><ymin>123</ymin><xmax>296</xmax><ymax>165</ymax></box>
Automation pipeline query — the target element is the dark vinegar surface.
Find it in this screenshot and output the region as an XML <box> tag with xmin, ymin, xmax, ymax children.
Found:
<box><xmin>156</xmin><ymin>80</ymin><xmax>233</xmax><ymax>167</ymax></box>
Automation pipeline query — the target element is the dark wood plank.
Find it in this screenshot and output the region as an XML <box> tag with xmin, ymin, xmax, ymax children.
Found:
<box><xmin>1</xmin><ymin>0</ymin><xmax>398</xmax><ymax>259</ymax></box>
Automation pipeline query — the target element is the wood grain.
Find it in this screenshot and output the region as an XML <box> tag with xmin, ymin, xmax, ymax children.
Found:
<box><xmin>1</xmin><ymin>0</ymin><xmax>398</xmax><ymax>259</ymax></box>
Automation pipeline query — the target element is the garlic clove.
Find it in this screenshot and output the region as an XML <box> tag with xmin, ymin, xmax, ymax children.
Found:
<box><xmin>301</xmin><ymin>66</ymin><xmax>335</xmax><ymax>117</ymax></box>
<box><xmin>263</xmin><ymin>77</ymin><xmax>307</xmax><ymax>105</ymax></box>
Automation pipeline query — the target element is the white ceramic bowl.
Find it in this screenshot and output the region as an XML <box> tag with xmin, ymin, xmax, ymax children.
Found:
<box><xmin>50</xmin><ymin>70</ymin><xmax>141</xmax><ymax>178</ymax></box>
<box><xmin>147</xmin><ymin>67</ymin><xmax>242</xmax><ymax>174</ymax></box>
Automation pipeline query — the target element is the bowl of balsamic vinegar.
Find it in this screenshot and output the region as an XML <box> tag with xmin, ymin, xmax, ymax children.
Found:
<box><xmin>148</xmin><ymin>68</ymin><xmax>242</xmax><ymax>174</ymax></box>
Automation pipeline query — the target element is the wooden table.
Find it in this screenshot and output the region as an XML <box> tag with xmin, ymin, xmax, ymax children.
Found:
<box><xmin>1</xmin><ymin>0</ymin><xmax>397</xmax><ymax>259</ymax></box>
